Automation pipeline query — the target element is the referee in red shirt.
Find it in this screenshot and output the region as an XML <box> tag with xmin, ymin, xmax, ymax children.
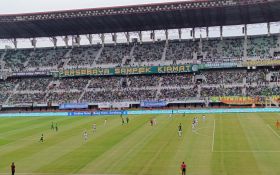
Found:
<box><xmin>11</xmin><ymin>162</ymin><xmax>15</xmax><ymax>175</ymax></box>
<box><xmin>181</xmin><ymin>162</ymin><xmax>187</xmax><ymax>175</ymax></box>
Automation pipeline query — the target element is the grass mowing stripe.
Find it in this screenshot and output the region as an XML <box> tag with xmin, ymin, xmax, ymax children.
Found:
<box><xmin>21</xmin><ymin>117</ymin><xmax>121</xmax><ymax>173</ymax></box>
<box><xmin>211</xmin><ymin>119</ymin><xmax>216</xmax><ymax>152</ymax></box>
<box><xmin>0</xmin><ymin>117</ymin><xmax>68</xmax><ymax>140</ymax></box>
<box><xmin>120</xmin><ymin>116</ymin><xmax>180</xmax><ymax>175</ymax></box>
<box><xmin>1</xmin><ymin>114</ymin><xmax>280</xmax><ymax>175</ymax></box>
<box><xmin>78</xmin><ymin>116</ymin><xmax>170</xmax><ymax>174</ymax></box>
<box><xmin>0</xmin><ymin>117</ymin><xmax>102</xmax><ymax>172</ymax></box>
<box><xmin>0</xmin><ymin>117</ymin><xmax>56</xmax><ymax>134</ymax></box>
<box><xmin>35</xmin><ymin>116</ymin><xmax>148</xmax><ymax>174</ymax></box>
<box><xmin>105</xmin><ymin>116</ymin><xmax>173</xmax><ymax>174</ymax></box>
<box><xmin>0</xmin><ymin>117</ymin><xmax>69</xmax><ymax>149</ymax></box>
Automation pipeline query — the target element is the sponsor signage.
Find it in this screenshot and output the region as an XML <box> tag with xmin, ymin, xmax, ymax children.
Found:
<box><xmin>140</xmin><ymin>101</ymin><xmax>167</xmax><ymax>108</ymax></box>
<box><xmin>58</xmin><ymin>64</ymin><xmax>199</xmax><ymax>77</ymax></box>
<box><xmin>59</xmin><ymin>103</ymin><xmax>89</xmax><ymax>109</ymax></box>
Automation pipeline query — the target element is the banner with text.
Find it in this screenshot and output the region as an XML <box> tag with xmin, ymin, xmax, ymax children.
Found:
<box><xmin>140</xmin><ymin>101</ymin><xmax>167</xmax><ymax>108</ymax></box>
<box><xmin>57</xmin><ymin>65</ymin><xmax>200</xmax><ymax>77</ymax></box>
<box><xmin>211</xmin><ymin>96</ymin><xmax>261</xmax><ymax>105</ymax></box>
<box><xmin>59</xmin><ymin>103</ymin><xmax>89</xmax><ymax>109</ymax></box>
<box><xmin>242</xmin><ymin>59</ymin><xmax>280</xmax><ymax>67</ymax></box>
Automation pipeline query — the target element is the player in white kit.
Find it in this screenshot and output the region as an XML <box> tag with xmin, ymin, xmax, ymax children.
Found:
<box><xmin>93</xmin><ymin>123</ymin><xmax>97</xmax><ymax>133</ymax></box>
<box><xmin>83</xmin><ymin>130</ymin><xmax>88</xmax><ymax>142</ymax></box>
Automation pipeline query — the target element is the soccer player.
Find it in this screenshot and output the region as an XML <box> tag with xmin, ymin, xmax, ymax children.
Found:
<box><xmin>93</xmin><ymin>123</ymin><xmax>97</xmax><ymax>133</ymax></box>
<box><xmin>195</xmin><ymin>117</ymin><xmax>198</xmax><ymax>127</ymax></box>
<box><xmin>83</xmin><ymin>130</ymin><xmax>88</xmax><ymax>142</ymax></box>
<box><xmin>126</xmin><ymin>117</ymin><xmax>129</xmax><ymax>124</ymax></box>
<box><xmin>40</xmin><ymin>134</ymin><xmax>44</xmax><ymax>143</ymax></box>
<box><xmin>181</xmin><ymin>162</ymin><xmax>187</xmax><ymax>175</ymax></box>
<box><xmin>11</xmin><ymin>162</ymin><xmax>15</xmax><ymax>175</ymax></box>
<box><xmin>150</xmin><ymin>119</ymin><xmax>154</xmax><ymax>126</ymax></box>
<box><xmin>51</xmin><ymin>122</ymin><xmax>54</xmax><ymax>130</ymax></box>
<box><xmin>178</xmin><ymin>123</ymin><xmax>182</xmax><ymax>137</ymax></box>
<box><xmin>169</xmin><ymin>113</ymin><xmax>172</xmax><ymax>118</ymax></box>
<box><xmin>55</xmin><ymin>123</ymin><xmax>58</xmax><ymax>132</ymax></box>
<box><xmin>203</xmin><ymin>115</ymin><xmax>206</xmax><ymax>122</ymax></box>
<box><xmin>104</xmin><ymin>119</ymin><xmax>107</xmax><ymax>125</ymax></box>
<box><xmin>153</xmin><ymin>118</ymin><xmax>157</xmax><ymax>125</ymax></box>
<box><xmin>192</xmin><ymin>121</ymin><xmax>195</xmax><ymax>131</ymax></box>
<box><xmin>121</xmin><ymin>117</ymin><xmax>125</xmax><ymax>125</ymax></box>
<box><xmin>276</xmin><ymin>120</ymin><xmax>280</xmax><ymax>129</ymax></box>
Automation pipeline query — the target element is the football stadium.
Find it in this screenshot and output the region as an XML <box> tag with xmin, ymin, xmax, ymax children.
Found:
<box><xmin>1</xmin><ymin>0</ymin><xmax>280</xmax><ymax>174</ymax></box>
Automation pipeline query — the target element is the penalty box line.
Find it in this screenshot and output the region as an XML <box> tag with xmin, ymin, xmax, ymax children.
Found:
<box><xmin>267</xmin><ymin>124</ymin><xmax>280</xmax><ymax>139</ymax></box>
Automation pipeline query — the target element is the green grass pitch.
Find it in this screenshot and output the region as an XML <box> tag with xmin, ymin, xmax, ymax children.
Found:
<box><xmin>0</xmin><ymin>113</ymin><xmax>280</xmax><ymax>175</ymax></box>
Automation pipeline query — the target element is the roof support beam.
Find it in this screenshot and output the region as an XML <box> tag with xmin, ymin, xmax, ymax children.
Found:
<box><xmin>178</xmin><ymin>29</ymin><xmax>182</xmax><ymax>42</ymax></box>
<box><xmin>206</xmin><ymin>27</ymin><xmax>209</xmax><ymax>40</ymax></box>
<box><xmin>125</xmin><ymin>32</ymin><xmax>130</xmax><ymax>45</ymax></box>
<box><xmin>112</xmin><ymin>33</ymin><xmax>117</xmax><ymax>45</ymax></box>
<box><xmin>63</xmin><ymin>36</ymin><xmax>69</xmax><ymax>48</ymax></box>
<box><xmin>138</xmin><ymin>31</ymin><xmax>142</xmax><ymax>44</ymax></box>
<box><xmin>72</xmin><ymin>35</ymin><xmax>81</xmax><ymax>47</ymax></box>
<box><xmin>165</xmin><ymin>30</ymin><xmax>169</xmax><ymax>44</ymax></box>
<box><xmin>99</xmin><ymin>34</ymin><xmax>105</xmax><ymax>47</ymax></box>
<box><xmin>151</xmin><ymin>30</ymin><xmax>155</xmax><ymax>43</ymax></box>
<box><xmin>12</xmin><ymin>38</ymin><xmax>17</xmax><ymax>50</ymax></box>
<box><xmin>267</xmin><ymin>22</ymin><xmax>271</xmax><ymax>36</ymax></box>
<box><xmin>30</xmin><ymin>38</ymin><xmax>37</xmax><ymax>50</ymax></box>
<box><xmin>220</xmin><ymin>26</ymin><xmax>223</xmax><ymax>41</ymax></box>
<box><xmin>86</xmin><ymin>34</ymin><xmax>93</xmax><ymax>46</ymax></box>
<box><xmin>50</xmin><ymin>37</ymin><xmax>57</xmax><ymax>49</ymax></box>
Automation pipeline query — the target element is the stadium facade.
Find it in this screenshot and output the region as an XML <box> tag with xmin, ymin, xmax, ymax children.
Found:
<box><xmin>0</xmin><ymin>0</ymin><xmax>280</xmax><ymax>112</ymax></box>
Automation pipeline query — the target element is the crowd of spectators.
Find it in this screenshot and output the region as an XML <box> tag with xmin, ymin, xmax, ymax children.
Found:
<box><xmin>9</xmin><ymin>93</ymin><xmax>46</xmax><ymax>104</ymax></box>
<box><xmin>133</xmin><ymin>42</ymin><xmax>165</xmax><ymax>62</ymax></box>
<box><xmin>17</xmin><ymin>78</ymin><xmax>52</xmax><ymax>91</ymax></box>
<box><xmin>4</xmin><ymin>49</ymin><xmax>32</xmax><ymax>71</ymax></box>
<box><xmin>247</xmin><ymin>36</ymin><xmax>277</xmax><ymax>59</ymax></box>
<box><xmin>128</xmin><ymin>75</ymin><xmax>160</xmax><ymax>87</ymax></box>
<box><xmin>201</xmin><ymin>38</ymin><xmax>244</xmax><ymax>63</ymax></box>
<box><xmin>159</xmin><ymin>88</ymin><xmax>197</xmax><ymax>100</ymax></box>
<box><xmin>88</xmin><ymin>77</ymin><xmax>122</xmax><ymax>89</ymax></box>
<box><xmin>46</xmin><ymin>92</ymin><xmax>81</xmax><ymax>104</ymax></box>
<box><xmin>1</xmin><ymin>35</ymin><xmax>279</xmax><ymax>72</ymax></box>
<box><xmin>161</xmin><ymin>74</ymin><xmax>194</xmax><ymax>87</ymax></box>
<box><xmin>96</xmin><ymin>45</ymin><xmax>131</xmax><ymax>65</ymax></box>
<box><xmin>68</xmin><ymin>47</ymin><xmax>98</xmax><ymax>66</ymax></box>
<box><xmin>201</xmin><ymin>70</ymin><xmax>245</xmax><ymax>84</ymax></box>
<box><xmin>55</xmin><ymin>78</ymin><xmax>89</xmax><ymax>90</ymax></box>
<box><xmin>201</xmin><ymin>87</ymin><xmax>242</xmax><ymax>97</ymax></box>
<box><xmin>27</xmin><ymin>48</ymin><xmax>69</xmax><ymax>68</ymax></box>
<box><xmin>82</xmin><ymin>89</ymin><xmax>157</xmax><ymax>102</ymax></box>
<box><xmin>166</xmin><ymin>40</ymin><xmax>199</xmax><ymax>60</ymax></box>
<box><xmin>0</xmin><ymin>93</ymin><xmax>9</xmax><ymax>103</ymax></box>
<box><xmin>0</xmin><ymin>79</ymin><xmax>19</xmax><ymax>92</ymax></box>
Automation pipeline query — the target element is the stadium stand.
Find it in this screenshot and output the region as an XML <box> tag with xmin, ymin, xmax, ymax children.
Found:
<box><xmin>0</xmin><ymin>0</ymin><xmax>280</xmax><ymax>110</ymax></box>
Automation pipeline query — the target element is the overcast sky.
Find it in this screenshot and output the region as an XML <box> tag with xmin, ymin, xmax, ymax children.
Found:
<box><xmin>0</xmin><ymin>0</ymin><xmax>190</xmax><ymax>14</ymax></box>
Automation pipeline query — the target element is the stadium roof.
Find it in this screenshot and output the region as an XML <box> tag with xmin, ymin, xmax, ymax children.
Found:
<box><xmin>0</xmin><ymin>0</ymin><xmax>280</xmax><ymax>39</ymax></box>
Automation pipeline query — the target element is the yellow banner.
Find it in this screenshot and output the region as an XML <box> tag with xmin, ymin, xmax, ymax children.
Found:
<box><xmin>242</xmin><ymin>59</ymin><xmax>280</xmax><ymax>67</ymax></box>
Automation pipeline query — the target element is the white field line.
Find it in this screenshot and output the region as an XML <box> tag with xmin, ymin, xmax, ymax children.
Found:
<box><xmin>214</xmin><ymin>150</ymin><xmax>280</xmax><ymax>153</ymax></box>
<box><xmin>211</xmin><ymin>119</ymin><xmax>216</xmax><ymax>152</ymax></box>
<box><xmin>267</xmin><ymin>124</ymin><xmax>280</xmax><ymax>139</ymax></box>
